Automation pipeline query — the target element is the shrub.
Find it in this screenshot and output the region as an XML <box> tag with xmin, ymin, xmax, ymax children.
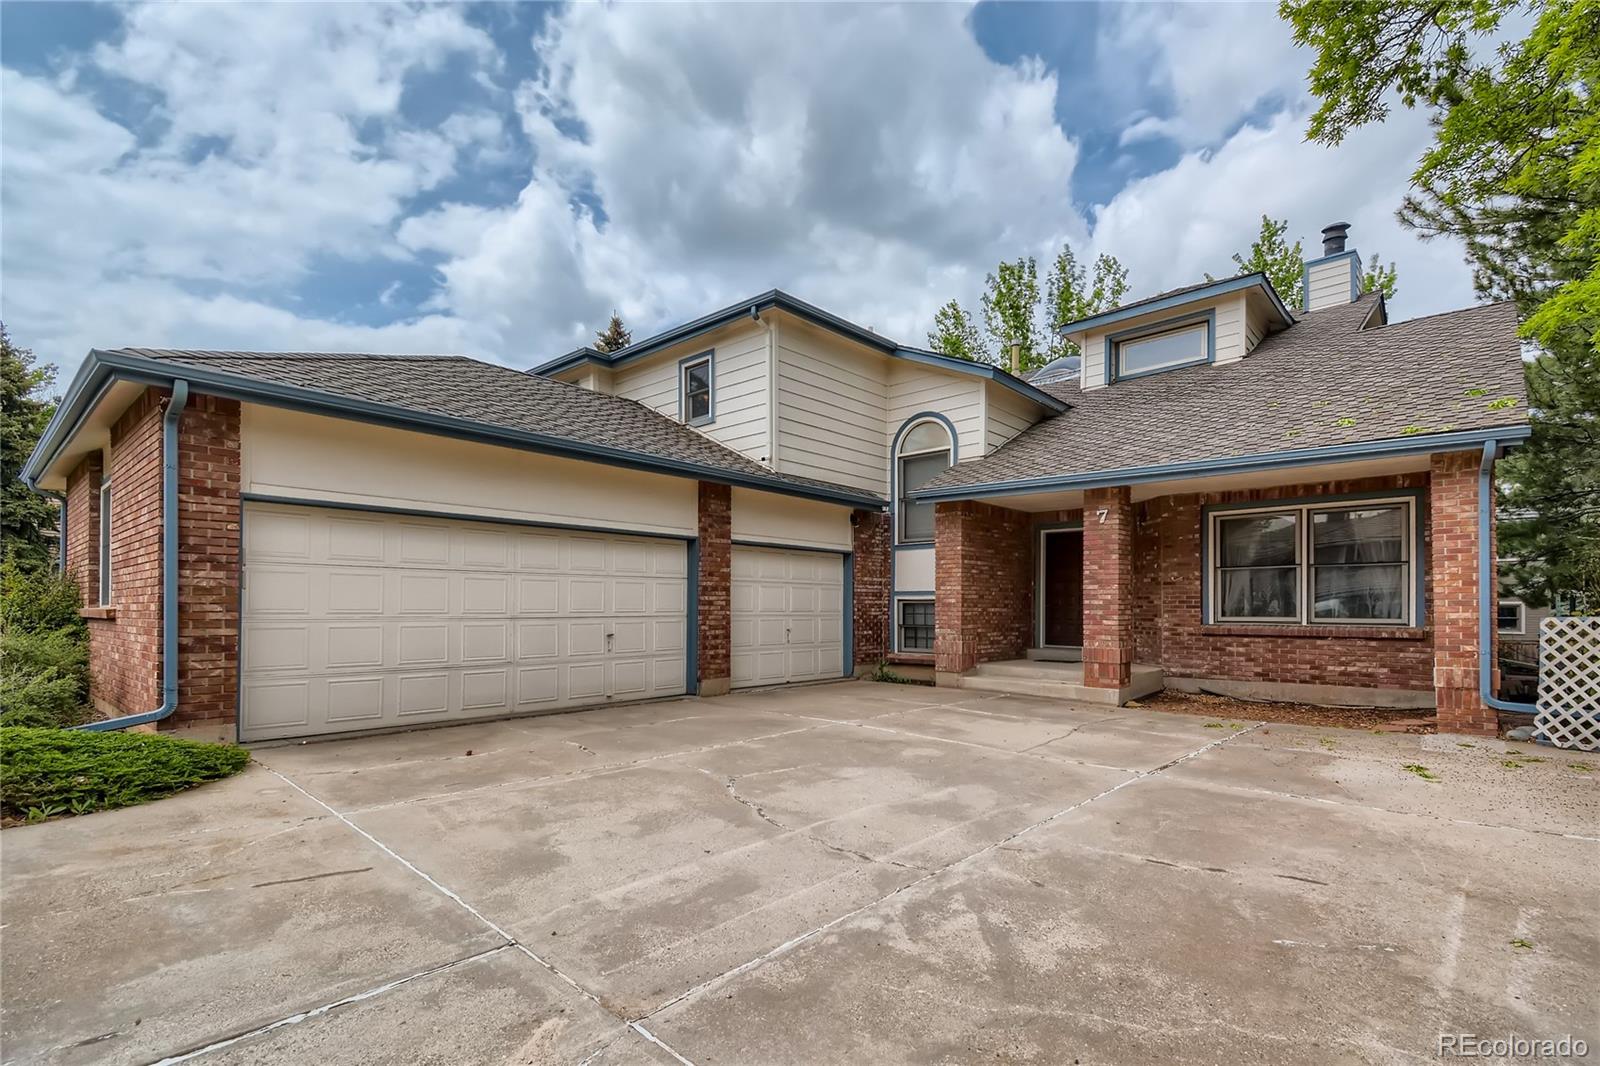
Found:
<box><xmin>0</xmin><ymin>668</ymin><xmax>85</xmax><ymax>729</ymax></box>
<box><xmin>0</xmin><ymin>560</ymin><xmax>86</xmax><ymax>636</ymax></box>
<box><xmin>1</xmin><ymin>627</ymin><xmax>89</xmax><ymax>701</ymax></box>
<box><xmin>0</xmin><ymin>727</ymin><xmax>250</xmax><ymax>821</ymax></box>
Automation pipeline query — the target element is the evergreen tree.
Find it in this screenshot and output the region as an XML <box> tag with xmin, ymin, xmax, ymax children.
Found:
<box><xmin>927</xmin><ymin>300</ymin><xmax>990</xmax><ymax>363</ymax></box>
<box><xmin>593</xmin><ymin>311</ymin><xmax>632</xmax><ymax>353</ymax></box>
<box><xmin>1</xmin><ymin>325</ymin><xmax>59</xmax><ymax>572</ymax></box>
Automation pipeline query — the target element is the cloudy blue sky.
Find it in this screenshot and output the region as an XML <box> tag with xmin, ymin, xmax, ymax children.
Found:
<box><xmin>2</xmin><ymin>2</ymin><xmax>1478</xmax><ymax>378</ymax></box>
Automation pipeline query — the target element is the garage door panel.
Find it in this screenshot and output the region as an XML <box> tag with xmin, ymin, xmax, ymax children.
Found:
<box><xmin>730</xmin><ymin>546</ymin><xmax>845</xmax><ymax>690</ymax></box>
<box><xmin>242</xmin><ymin>504</ymin><xmax>687</xmax><ymax>741</ymax></box>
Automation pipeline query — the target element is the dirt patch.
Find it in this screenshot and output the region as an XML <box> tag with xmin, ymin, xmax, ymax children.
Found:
<box><xmin>1129</xmin><ymin>690</ymin><xmax>1437</xmax><ymax>733</ymax></box>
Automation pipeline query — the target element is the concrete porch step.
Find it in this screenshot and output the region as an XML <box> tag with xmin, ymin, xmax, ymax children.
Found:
<box><xmin>958</xmin><ymin>659</ymin><xmax>1164</xmax><ymax>706</ymax></box>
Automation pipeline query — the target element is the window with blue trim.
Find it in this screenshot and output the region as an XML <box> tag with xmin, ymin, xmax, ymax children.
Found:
<box><xmin>1115</xmin><ymin>321</ymin><xmax>1207</xmax><ymax>379</ymax></box>
<box><xmin>681</xmin><ymin>354</ymin><xmax>713</xmax><ymax>425</ymax></box>
<box><xmin>1208</xmin><ymin>497</ymin><xmax>1415</xmax><ymax>625</ymax></box>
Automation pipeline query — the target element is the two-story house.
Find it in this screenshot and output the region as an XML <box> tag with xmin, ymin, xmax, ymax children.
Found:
<box><xmin>23</xmin><ymin>223</ymin><xmax>1530</xmax><ymax>745</ymax></box>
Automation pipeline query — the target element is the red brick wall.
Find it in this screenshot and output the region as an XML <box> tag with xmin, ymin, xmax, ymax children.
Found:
<box><xmin>63</xmin><ymin>452</ymin><xmax>103</xmax><ymax>607</ymax></box>
<box><xmin>173</xmin><ymin>394</ymin><xmax>242</xmax><ymax>728</ymax></box>
<box><xmin>1148</xmin><ymin>472</ymin><xmax>1435</xmax><ymax>692</ymax></box>
<box><xmin>851</xmin><ymin>509</ymin><xmax>890</xmax><ymax>666</ymax></box>
<box><xmin>1132</xmin><ymin>502</ymin><xmax>1162</xmax><ymax>664</ymax></box>
<box><xmin>1083</xmin><ymin>487</ymin><xmax>1134</xmax><ymax>688</ymax></box>
<box><xmin>933</xmin><ymin>500</ymin><xmax>1031</xmax><ymax>674</ymax></box>
<box><xmin>90</xmin><ymin>390</ymin><xmax>166</xmax><ymax>716</ymax></box>
<box><xmin>1429</xmin><ymin>451</ymin><xmax>1496</xmax><ymax>734</ymax></box>
<box><xmin>697</xmin><ymin>482</ymin><xmax>732</xmax><ymax>690</ymax></box>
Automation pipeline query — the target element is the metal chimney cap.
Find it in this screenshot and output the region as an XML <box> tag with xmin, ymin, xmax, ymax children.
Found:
<box><xmin>1321</xmin><ymin>222</ymin><xmax>1351</xmax><ymax>255</ymax></box>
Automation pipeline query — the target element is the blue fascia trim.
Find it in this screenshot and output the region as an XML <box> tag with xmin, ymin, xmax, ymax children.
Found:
<box><xmin>1479</xmin><ymin>441</ymin><xmax>1538</xmax><ymax>714</ymax></box>
<box><xmin>1059</xmin><ymin>273</ymin><xmax>1294</xmax><ymax>338</ymax></box>
<box><xmin>1105</xmin><ymin>309</ymin><xmax>1215</xmax><ymax>384</ymax></box>
<box><xmin>912</xmin><ymin>424</ymin><xmax>1535</xmax><ymax>503</ymax></box>
<box><xmin>1199</xmin><ymin>488</ymin><xmax>1426</xmax><ymax>627</ymax></box>
<box><xmin>678</xmin><ymin>349</ymin><xmax>716</xmax><ymax>427</ymax></box>
<box><xmin>687</xmin><ymin>537</ymin><xmax>701</xmax><ymax>696</ymax></box>
<box><xmin>528</xmin><ymin>289</ymin><xmax>1069</xmax><ymax>414</ymax></box>
<box><xmin>241</xmin><ymin>494</ymin><xmax>698</xmax><ymax>542</ymax></box>
<box><xmin>842</xmin><ymin>551</ymin><xmax>855</xmax><ymax>678</ymax></box>
<box><xmin>891</xmin><ymin>411</ymin><xmax>958</xmax><ymax>546</ymax></box>
<box><xmin>1302</xmin><ymin>250</ymin><xmax>1363</xmax><ymax>311</ymax></box>
<box><xmin>25</xmin><ymin>350</ymin><xmax>885</xmax><ymax>511</ymax></box>
<box><xmin>80</xmin><ymin>381</ymin><xmax>189</xmax><ymax>732</ymax></box>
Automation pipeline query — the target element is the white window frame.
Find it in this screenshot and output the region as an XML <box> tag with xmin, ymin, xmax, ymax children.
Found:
<box><xmin>896</xmin><ymin>420</ymin><xmax>952</xmax><ymax>545</ymax></box>
<box><xmin>1497</xmin><ymin>599</ymin><xmax>1526</xmax><ymax>636</ymax></box>
<box><xmin>1207</xmin><ymin>496</ymin><xmax>1417</xmax><ymax>627</ymax></box>
<box><xmin>1113</xmin><ymin>320</ymin><xmax>1209</xmax><ymax>380</ymax></box>
<box><xmin>98</xmin><ymin>478</ymin><xmax>113</xmax><ymax>606</ymax></box>
<box><xmin>679</xmin><ymin>352</ymin><xmax>714</xmax><ymax>427</ymax></box>
<box><xmin>896</xmin><ymin>598</ymin><xmax>935</xmax><ymax>653</ymax></box>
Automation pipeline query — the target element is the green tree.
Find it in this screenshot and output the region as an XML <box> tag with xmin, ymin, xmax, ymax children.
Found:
<box><xmin>1215</xmin><ymin>215</ymin><xmax>1306</xmax><ymax>307</ymax></box>
<box><xmin>980</xmin><ymin>257</ymin><xmax>1043</xmax><ymax>371</ymax></box>
<box><xmin>927</xmin><ymin>299</ymin><xmax>990</xmax><ymax>363</ymax></box>
<box><xmin>1362</xmin><ymin>255</ymin><xmax>1400</xmax><ymax>299</ymax></box>
<box><xmin>593</xmin><ymin>311</ymin><xmax>632</xmax><ymax>353</ymax></box>
<box><xmin>1044</xmin><ymin>247</ymin><xmax>1130</xmax><ymax>364</ymax></box>
<box><xmin>1282</xmin><ymin>0</ymin><xmax>1599</xmax><ymax>602</ymax></box>
<box><xmin>1</xmin><ymin>326</ymin><xmax>58</xmax><ymax>572</ymax></box>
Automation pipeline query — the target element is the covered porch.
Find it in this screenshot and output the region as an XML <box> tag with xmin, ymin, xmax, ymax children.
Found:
<box><xmin>929</xmin><ymin>449</ymin><xmax>1501</xmax><ymax>734</ymax></box>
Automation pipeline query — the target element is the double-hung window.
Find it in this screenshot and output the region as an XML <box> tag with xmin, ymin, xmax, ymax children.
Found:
<box><xmin>680</xmin><ymin>353</ymin><xmax>713</xmax><ymax>425</ymax></box>
<box><xmin>98</xmin><ymin>478</ymin><xmax>113</xmax><ymax>606</ymax></box>
<box><xmin>896</xmin><ymin>421</ymin><xmax>952</xmax><ymax>543</ymax></box>
<box><xmin>1210</xmin><ymin>498</ymin><xmax>1415</xmax><ymax>626</ymax></box>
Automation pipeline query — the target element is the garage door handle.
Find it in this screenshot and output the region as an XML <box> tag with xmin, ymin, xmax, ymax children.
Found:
<box><xmin>786</xmin><ymin>626</ymin><xmax>791</xmax><ymax>644</ymax></box>
<box><xmin>606</xmin><ymin>632</ymin><xmax>614</xmax><ymax>652</ymax></box>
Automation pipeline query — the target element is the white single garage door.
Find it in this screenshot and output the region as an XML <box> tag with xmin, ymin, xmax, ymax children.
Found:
<box><xmin>240</xmin><ymin>503</ymin><xmax>687</xmax><ymax>741</ymax></box>
<box><xmin>730</xmin><ymin>545</ymin><xmax>845</xmax><ymax>688</ymax></box>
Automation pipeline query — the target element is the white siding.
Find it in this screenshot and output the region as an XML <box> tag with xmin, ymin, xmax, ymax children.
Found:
<box><xmin>1244</xmin><ymin>294</ymin><xmax>1270</xmax><ymax>353</ymax></box>
<box><xmin>608</xmin><ymin>325</ymin><xmax>772</xmax><ymax>464</ymax></box>
<box><xmin>886</xmin><ymin>363</ymin><xmax>983</xmax><ymax>464</ymax></box>
<box><xmin>1307</xmin><ymin>254</ymin><xmax>1357</xmax><ymax>311</ymax></box>
<box><xmin>731</xmin><ymin>488</ymin><xmax>853</xmax><ymax>550</ymax></box>
<box><xmin>1213</xmin><ymin>295</ymin><xmax>1247</xmax><ymax>366</ymax></box>
<box><xmin>241</xmin><ymin>405</ymin><xmax>698</xmax><ymax>537</ymax></box>
<box><xmin>984</xmin><ymin>380</ymin><xmax>1042</xmax><ymax>453</ymax></box>
<box><xmin>1074</xmin><ymin>292</ymin><xmax>1263</xmax><ymax>390</ymax></box>
<box><xmin>775</xmin><ymin>320</ymin><xmax>890</xmax><ymax>495</ymax></box>
<box><xmin>894</xmin><ymin>545</ymin><xmax>935</xmax><ymax>592</ymax></box>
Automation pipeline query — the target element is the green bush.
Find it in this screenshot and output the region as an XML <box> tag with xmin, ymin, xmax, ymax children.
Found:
<box><xmin>0</xmin><ymin>727</ymin><xmax>250</xmax><ymax>821</ymax></box>
<box><xmin>0</xmin><ymin>560</ymin><xmax>86</xmax><ymax>636</ymax></box>
<box><xmin>0</xmin><ymin>668</ymin><xmax>86</xmax><ymax>728</ymax></box>
<box><xmin>2</xmin><ymin>627</ymin><xmax>89</xmax><ymax>699</ymax></box>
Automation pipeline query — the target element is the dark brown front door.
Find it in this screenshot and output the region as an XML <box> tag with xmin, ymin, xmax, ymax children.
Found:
<box><xmin>1042</xmin><ymin>529</ymin><xmax>1084</xmax><ymax>647</ymax></box>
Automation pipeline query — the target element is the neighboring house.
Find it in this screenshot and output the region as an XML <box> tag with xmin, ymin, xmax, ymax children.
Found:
<box><xmin>23</xmin><ymin>223</ymin><xmax>1531</xmax><ymax>742</ymax></box>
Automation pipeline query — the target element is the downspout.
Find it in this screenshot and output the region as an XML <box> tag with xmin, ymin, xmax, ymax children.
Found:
<box><xmin>51</xmin><ymin>492</ymin><xmax>67</xmax><ymax>573</ymax></box>
<box><xmin>1478</xmin><ymin>439</ymin><xmax>1538</xmax><ymax>714</ymax></box>
<box><xmin>80</xmin><ymin>381</ymin><xmax>190</xmax><ymax>732</ymax></box>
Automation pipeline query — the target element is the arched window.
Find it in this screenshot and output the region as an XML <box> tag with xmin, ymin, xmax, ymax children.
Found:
<box><xmin>897</xmin><ymin>419</ymin><xmax>952</xmax><ymax>543</ymax></box>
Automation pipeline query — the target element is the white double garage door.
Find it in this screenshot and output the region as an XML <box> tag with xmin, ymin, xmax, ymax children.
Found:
<box><xmin>241</xmin><ymin>503</ymin><xmax>843</xmax><ymax>741</ymax></box>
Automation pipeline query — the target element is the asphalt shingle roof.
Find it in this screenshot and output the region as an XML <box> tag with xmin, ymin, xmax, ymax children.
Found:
<box><xmin>922</xmin><ymin>294</ymin><xmax>1529</xmax><ymax>493</ymax></box>
<box><xmin>108</xmin><ymin>348</ymin><xmax>884</xmax><ymax>505</ymax></box>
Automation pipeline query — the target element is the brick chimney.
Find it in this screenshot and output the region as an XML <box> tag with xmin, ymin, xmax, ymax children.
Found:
<box><xmin>1303</xmin><ymin>222</ymin><xmax>1362</xmax><ymax>312</ymax></box>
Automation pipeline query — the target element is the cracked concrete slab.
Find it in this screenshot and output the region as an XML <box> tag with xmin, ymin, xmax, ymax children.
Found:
<box><xmin>4</xmin><ymin>682</ymin><xmax>1594</xmax><ymax>1066</ymax></box>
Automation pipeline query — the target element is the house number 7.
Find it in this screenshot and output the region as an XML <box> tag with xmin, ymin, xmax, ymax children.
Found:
<box><xmin>1096</xmin><ymin>508</ymin><xmax>1109</xmax><ymax>524</ymax></box>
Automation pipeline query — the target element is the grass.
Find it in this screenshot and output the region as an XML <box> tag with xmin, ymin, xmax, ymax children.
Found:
<box><xmin>1402</xmin><ymin>763</ymin><xmax>1440</xmax><ymax>782</ymax></box>
<box><xmin>1510</xmin><ymin>938</ymin><xmax>1535</xmax><ymax>950</ymax></box>
<box><xmin>1</xmin><ymin>727</ymin><xmax>249</xmax><ymax>824</ymax></box>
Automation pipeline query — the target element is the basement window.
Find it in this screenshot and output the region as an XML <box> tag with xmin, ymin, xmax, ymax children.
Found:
<box><xmin>898</xmin><ymin>600</ymin><xmax>935</xmax><ymax>652</ymax></box>
<box><xmin>98</xmin><ymin>478</ymin><xmax>113</xmax><ymax>606</ymax></box>
<box><xmin>1497</xmin><ymin>600</ymin><xmax>1526</xmax><ymax>635</ymax></box>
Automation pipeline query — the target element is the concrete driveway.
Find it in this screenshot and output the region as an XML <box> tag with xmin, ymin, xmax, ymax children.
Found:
<box><xmin>3</xmin><ymin>682</ymin><xmax>1596</xmax><ymax>1065</ymax></box>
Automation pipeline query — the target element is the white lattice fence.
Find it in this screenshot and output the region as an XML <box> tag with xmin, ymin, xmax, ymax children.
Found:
<box><xmin>1536</xmin><ymin>616</ymin><xmax>1600</xmax><ymax>752</ymax></box>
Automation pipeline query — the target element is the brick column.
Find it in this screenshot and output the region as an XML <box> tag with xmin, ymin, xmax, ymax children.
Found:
<box><xmin>64</xmin><ymin>451</ymin><xmax>104</xmax><ymax>605</ymax></box>
<box><xmin>934</xmin><ymin>500</ymin><xmax>1031</xmax><ymax>683</ymax></box>
<box><xmin>851</xmin><ymin>509</ymin><xmax>890</xmax><ymax>669</ymax></box>
<box><xmin>697</xmin><ymin>481</ymin><xmax>732</xmax><ymax>696</ymax></box>
<box><xmin>172</xmin><ymin>394</ymin><xmax>242</xmax><ymax>730</ymax></box>
<box><xmin>1429</xmin><ymin>451</ymin><xmax>1497</xmax><ymax>735</ymax></box>
<box><xmin>1083</xmin><ymin>486</ymin><xmax>1134</xmax><ymax>690</ymax></box>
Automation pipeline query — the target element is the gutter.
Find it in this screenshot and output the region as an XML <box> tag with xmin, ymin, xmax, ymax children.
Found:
<box><xmin>1479</xmin><ymin>439</ymin><xmax>1538</xmax><ymax>716</ymax></box>
<box><xmin>79</xmin><ymin>381</ymin><xmax>189</xmax><ymax>732</ymax></box>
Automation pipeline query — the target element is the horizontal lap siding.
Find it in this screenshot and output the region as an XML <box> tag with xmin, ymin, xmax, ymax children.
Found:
<box><xmin>984</xmin><ymin>384</ymin><xmax>1039</xmax><ymax>454</ymax></box>
<box><xmin>1213</xmin><ymin>296</ymin><xmax>1246</xmax><ymax>365</ymax></box>
<box><xmin>776</xmin><ymin>324</ymin><xmax>889</xmax><ymax>496</ymax></box>
<box><xmin>706</xmin><ymin>330</ymin><xmax>771</xmax><ymax>462</ymax></box>
<box><xmin>888</xmin><ymin>366</ymin><xmax>982</xmax><ymax>463</ymax></box>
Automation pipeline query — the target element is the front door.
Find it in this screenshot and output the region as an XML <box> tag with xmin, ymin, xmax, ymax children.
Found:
<box><xmin>1039</xmin><ymin>528</ymin><xmax>1084</xmax><ymax>648</ymax></box>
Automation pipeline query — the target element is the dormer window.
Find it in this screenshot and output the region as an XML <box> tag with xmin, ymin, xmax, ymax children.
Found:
<box><xmin>679</xmin><ymin>351</ymin><xmax>713</xmax><ymax>425</ymax></box>
<box><xmin>1112</xmin><ymin>316</ymin><xmax>1211</xmax><ymax>381</ymax></box>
